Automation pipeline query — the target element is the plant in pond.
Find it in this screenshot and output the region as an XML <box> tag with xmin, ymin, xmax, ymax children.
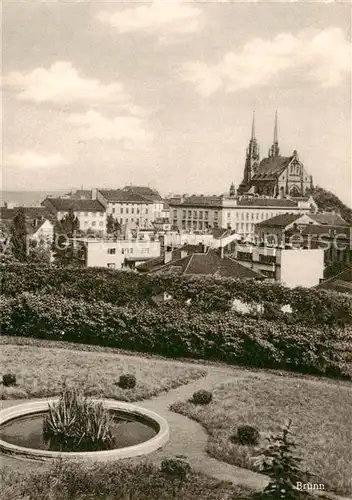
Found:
<box><xmin>43</xmin><ymin>387</ymin><xmax>115</xmax><ymax>451</ymax></box>
<box><xmin>253</xmin><ymin>420</ymin><xmax>311</xmax><ymax>500</ymax></box>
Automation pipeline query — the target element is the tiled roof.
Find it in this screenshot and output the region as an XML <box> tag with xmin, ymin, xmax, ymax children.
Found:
<box><xmin>291</xmin><ymin>224</ymin><xmax>351</xmax><ymax>238</ymax></box>
<box><xmin>169</xmin><ymin>196</ymin><xmax>222</xmax><ymax>208</ymax></box>
<box><xmin>137</xmin><ymin>244</ymin><xmax>204</xmax><ymax>273</ymax></box>
<box><xmin>0</xmin><ymin>206</ymin><xmax>54</xmax><ymax>221</ymax></box>
<box><xmin>150</xmin><ymin>248</ymin><xmax>263</xmax><ymax>279</ymax></box>
<box><xmin>123</xmin><ymin>186</ymin><xmax>163</xmax><ymax>202</ymax></box>
<box><xmin>308</xmin><ymin>213</ymin><xmax>349</xmax><ymax>227</ymax></box>
<box><xmin>237</xmin><ymin>198</ymin><xmax>298</xmax><ymax>207</ymax></box>
<box><xmin>252</xmin><ymin>156</ymin><xmax>293</xmax><ymax>180</ymax></box>
<box><xmin>42</xmin><ymin>198</ymin><xmax>105</xmax><ymax>212</ymax></box>
<box><xmin>256</xmin><ymin>213</ymin><xmax>301</xmax><ymax>228</ymax></box>
<box><xmin>317</xmin><ymin>266</ymin><xmax>352</xmax><ymax>295</ymax></box>
<box><xmin>99</xmin><ymin>189</ymin><xmax>153</xmax><ymax>204</ymax></box>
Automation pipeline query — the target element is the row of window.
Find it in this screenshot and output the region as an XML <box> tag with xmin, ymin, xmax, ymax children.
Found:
<box><xmin>84</xmin><ymin>221</ymin><xmax>104</xmax><ymax>227</ymax></box>
<box><xmin>112</xmin><ymin>207</ymin><xmax>149</xmax><ymax>215</ymax></box>
<box><xmin>174</xmin><ymin>209</ymin><xmax>297</xmax><ymax>222</ymax></box>
<box><xmin>81</xmin><ymin>212</ymin><xmax>104</xmax><ymax>217</ymax></box>
<box><xmin>107</xmin><ymin>247</ymin><xmax>150</xmax><ymax>255</ymax></box>
<box><xmin>178</xmin><ymin>220</ymin><xmax>219</xmax><ymax>230</ymax></box>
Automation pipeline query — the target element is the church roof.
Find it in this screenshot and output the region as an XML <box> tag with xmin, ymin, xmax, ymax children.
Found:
<box><xmin>252</xmin><ymin>155</ymin><xmax>294</xmax><ymax>181</ymax></box>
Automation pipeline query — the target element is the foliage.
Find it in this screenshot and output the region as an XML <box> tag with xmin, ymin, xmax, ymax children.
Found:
<box><xmin>235</xmin><ymin>425</ymin><xmax>260</xmax><ymax>446</ymax></box>
<box><xmin>10</xmin><ymin>207</ymin><xmax>28</xmax><ymax>262</ymax></box>
<box><xmin>43</xmin><ymin>386</ymin><xmax>115</xmax><ymax>451</ymax></box>
<box><xmin>118</xmin><ymin>373</ymin><xmax>137</xmax><ymax>389</ymax></box>
<box><xmin>161</xmin><ymin>458</ymin><xmax>192</xmax><ymax>480</ymax></box>
<box><xmin>1</xmin><ymin>264</ymin><xmax>351</xmax><ymax>327</ymax></box>
<box><xmin>191</xmin><ymin>389</ymin><xmax>213</xmax><ymax>405</ymax></box>
<box><xmin>309</xmin><ymin>185</ymin><xmax>352</xmax><ymax>224</ymax></box>
<box><xmin>254</xmin><ymin>420</ymin><xmax>311</xmax><ymax>500</ymax></box>
<box><xmin>2</xmin><ymin>373</ymin><xmax>16</xmax><ymax>387</ymax></box>
<box><xmin>0</xmin><ymin>460</ymin><xmax>251</xmax><ymax>500</ymax></box>
<box><xmin>107</xmin><ymin>214</ymin><xmax>121</xmax><ymax>234</ymax></box>
<box><xmin>52</xmin><ymin>210</ymin><xmax>84</xmax><ymax>267</ymax></box>
<box><xmin>1</xmin><ymin>293</ymin><xmax>351</xmax><ymax>379</ymax></box>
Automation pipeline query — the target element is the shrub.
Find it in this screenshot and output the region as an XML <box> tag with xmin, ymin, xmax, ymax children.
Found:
<box><xmin>43</xmin><ymin>386</ymin><xmax>115</xmax><ymax>451</ymax></box>
<box><xmin>118</xmin><ymin>373</ymin><xmax>136</xmax><ymax>389</ymax></box>
<box><xmin>235</xmin><ymin>425</ymin><xmax>260</xmax><ymax>446</ymax></box>
<box><xmin>161</xmin><ymin>458</ymin><xmax>192</xmax><ymax>480</ymax></box>
<box><xmin>2</xmin><ymin>374</ymin><xmax>16</xmax><ymax>387</ymax></box>
<box><xmin>191</xmin><ymin>390</ymin><xmax>213</xmax><ymax>405</ymax></box>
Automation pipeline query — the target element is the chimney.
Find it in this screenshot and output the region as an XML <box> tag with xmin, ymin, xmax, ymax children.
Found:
<box><xmin>220</xmin><ymin>246</ymin><xmax>224</xmax><ymax>259</ymax></box>
<box><xmin>92</xmin><ymin>188</ymin><xmax>97</xmax><ymax>200</ymax></box>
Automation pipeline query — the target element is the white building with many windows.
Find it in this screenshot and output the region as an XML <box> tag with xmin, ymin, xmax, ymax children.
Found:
<box><xmin>42</xmin><ymin>197</ymin><xmax>107</xmax><ymax>233</ymax></box>
<box><xmin>169</xmin><ymin>195</ymin><xmax>314</xmax><ymax>237</ymax></box>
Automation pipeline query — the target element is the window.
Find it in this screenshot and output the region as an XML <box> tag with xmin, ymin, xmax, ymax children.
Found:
<box><xmin>130</xmin><ymin>248</ymin><xmax>133</xmax><ymax>254</ymax></box>
<box><xmin>120</xmin><ymin>208</ymin><xmax>123</xmax><ymax>214</ymax></box>
<box><xmin>92</xmin><ymin>212</ymin><xmax>96</xmax><ymax>217</ymax></box>
<box><xmin>108</xmin><ymin>248</ymin><xmax>116</xmax><ymax>255</ymax></box>
<box><xmin>182</xmin><ymin>210</ymin><xmax>186</xmax><ymax>219</ymax></box>
<box><xmin>193</xmin><ymin>210</ymin><xmax>197</xmax><ymax>218</ymax></box>
<box><xmin>204</xmin><ymin>211</ymin><xmax>208</xmax><ymax>220</ymax></box>
<box><xmin>227</xmin><ymin>212</ymin><xmax>231</xmax><ymax>219</ymax></box>
<box><xmin>214</xmin><ymin>222</ymin><xmax>219</xmax><ymax>228</ymax></box>
<box><xmin>131</xmin><ymin>218</ymin><xmax>134</xmax><ymax>222</ymax></box>
<box><xmin>236</xmin><ymin>212</ymin><xmax>239</xmax><ymax>220</ymax></box>
<box><xmin>259</xmin><ymin>254</ymin><xmax>276</xmax><ymax>264</ymax></box>
<box><xmin>146</xmin><ymin>208</ymin><xmax>148</xmax><ymax>214</ymax></box>
<box><xmin>188</xmin><ymin>210</ymin><xmax>192</xmax><ymax>218</ymax></box>
<box><xmin>120</xmin><ymin>218</ymin><xmax>123</xmax><ymax>224</ymax></box>
<box><xmin>126</xmin><ymin>208</ymin><xmax>129</xmax><ymax>214</ymax></box>
<box><xmin>256</xmin><ymin>213</ymin><xmax>259</xmax><ymax>220</ymax></box>
<box><xmin>261</xmin><ymin>269</ymin><xmax>275</xmax><ymax>279</ymax></box>
<box><xmin>214</xmin><ymin>211</ymin><xmax>218</xmax><ymax>220</ymax></box>
<box><xmin>237</xmin><ymin>251</ymin><xmax>252</xmax><ymax>261</ymax></box>
<box><xmin>132</xmin><ymin>208</ymin><xmax>134</xmax><ymax>214</ymax></box>
<box><xmin>137</xmin><ymin>208</ymin><xmax>140</xmax><ymax>214</ymax></box>
<box><xmin>112</xmin><ymin>208</ymin><xmax>115</xmax><ymax>214</ymax></box>
<box><xmin>199</xmin><ymin>211</ymin><xmax>203</xmax><ymax>219</ymax></box>
<box><xmin>251</xmin><ymin>213</ymin><xmax>254</xmax><ymax>220</ymax></box>
<box><xmin>84</xmin><ymin>221</ymin><xmax>88</xmax><ymax>227</ymax></box>
<box><xmin>182</xmin><ymin>221</ymin><xmax>186</xmax><ymax>230</ymax></box>
<box><xmin>107</xmin><ymin>263</ymin><xmax>116</xmax><ymax>269</ymax></box>
<box><xmin>99</xmin><ymin>221</ymin><xmax>103</xmax><ymax>227</ymax></box>
<box><xmin>246</xmin><ymin>213</ymin><xmax>249</xmax><ymax>220</ymax></box>
<box><xmin>92</xmin><ymin>221</ymin><xmax>96</xmax><ymax>227</ymax></box>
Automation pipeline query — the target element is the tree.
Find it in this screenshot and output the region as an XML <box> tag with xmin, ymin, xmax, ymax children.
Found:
<box><xmin>308</xmin><ymin>186</ymin><xmax>352</xmax><ymax>224</ymax></box>
<box><xmin>106</xmin><ymin>214</ymin><xmax>121</xmax><ymax>235</ymax></box>
<box><xmin>52</xmin><ymin>210</ymin><xmax>83</xmax><ymax>266</ymax></box>
<box><xmin>254</xmin><ymin>420</ymin><xmax>312</xmax><ymax>500</ymax></box>
<box><xmin>10</xmin><ymin>207</ymin><xmax>28</xmax><ymax>262</ymax></box>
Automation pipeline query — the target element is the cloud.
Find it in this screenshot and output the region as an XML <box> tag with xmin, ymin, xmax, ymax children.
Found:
<box><xmin>98</xmin><ymin>1</ymin><xmax>204</xmax><ymax>38</ymax></box>
<box><xmin>3</xmin><ymin>62</ymin><xmax>128</xmax><ymax>105</ymax></box>
<box><xmin>68</xmin><ymin>111</ymin><xmax>154</xmax><ymax>151</ymax></box>
<box><xmin>7</xmin><ymin>152</ymin><xmax>68</xmax><ymax>169</ymax></box>
<box><xmin>181</xmin><ymin>27</ymin><xmax>351</xmax><ymax>95</ymax></box>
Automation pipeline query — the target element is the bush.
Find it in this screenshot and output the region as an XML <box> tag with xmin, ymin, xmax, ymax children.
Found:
<box><xmin>161</xmin><ymin>458</ymin><xmax>192</xmax><ymax>480</ymax></box>
<box><xmin>2</xmin><ymin>374</ymin><xmax>16</xmax><ymax>387</ymax></box>
<box><xmin>191</xmin><ymin>390</ymin><xmax>213</xmax><ymax>405</ymax></box>
<box><xmin>1</xmin><ymin>292</ymin><xmax>351</xmax><ymax>379</ymax></box>
<box><xmin>1</xmin><ymin>264</ymin><xmax>351</xmax><ymax>326</ymax></box>
<box><xmin>118</xmin><ymin>374</ymin><xmax>136</xmax><ymax>389</ymax></box>
<box><xmin>235</xmin><ymin>425</ymin><xmax>260</xmax><ymax>446</ymax></box>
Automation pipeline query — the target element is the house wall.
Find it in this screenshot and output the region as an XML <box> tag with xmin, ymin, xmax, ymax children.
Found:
<box><xmin>32</xmin><ymin>220</ymin><xmax>54</xmax><ymax>243</ymax></box>
<box><xmin>105</xmin><ymin>201</ymin><xmax>154</xmax><ymax>227</ymax></box>
<box><xmin>56</xmin><ymin>210</ymin><xmax>107</xmax><ymax>233</ymax></box>
<box><xmin>86</xmin><ymin>240</ymin><xmax>161</xmax><ymax>269</ymax></box>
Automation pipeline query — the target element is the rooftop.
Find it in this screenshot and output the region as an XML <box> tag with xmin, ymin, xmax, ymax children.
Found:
<box><xmin>0</xmin><ymin>206</ymin><xmax>54</xmax><ymax>221</ymax></box>
<box><xmin>42</xmin><ymin>198</ymin><xmax>106</xmax><ymax>212</ymax></box>
<box><xmin>317</xmin><ymin>266</ymin><xmax>352</xmax><ymax>295</ymax></box>
<box><xmin>308</xmin><ymin>213</ymin><xmax>349</xmax><ymax>227</ymax></box>
<box><xmin>123</xmin><ymin>186</ymin><xmax>163</xmax><ymax>202</ymax></box>
<box><xmin>252</xmin><ymin>155</ymin><xmax>294</xmax><ymax>181</ymax></box>
<box><xmin>256</xmin><ymin>213</ymin><xmax>301</xmax><ymax>228</ymax></box>
<box><xmin>99</xmin><ymin>189</ymin><xmax>153</xmax><ymax>204</ymax></box>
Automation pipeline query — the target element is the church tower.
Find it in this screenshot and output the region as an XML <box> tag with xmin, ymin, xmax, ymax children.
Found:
<box><xmin>268</xmin><ymin>111</ymin><xmax>280</xmax><ymax>158</ymax></box>
<box><xmin>237</xmin><ymin>112</ymin><xmax>260</xmax><ymax>194</ymax></box>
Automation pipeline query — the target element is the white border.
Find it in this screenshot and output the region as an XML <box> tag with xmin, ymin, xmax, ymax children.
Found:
<box><xmin>0</xmin><ymin>399</ymin><xmax>170</xmax><ymax>462</ymax></box>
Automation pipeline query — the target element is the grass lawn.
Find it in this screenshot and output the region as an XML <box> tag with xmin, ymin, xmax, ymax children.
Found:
<box><xmin>0</xmin><ymin>460</ymin><xmax>253</xmax><ymax>500</ymax></box>
<box><xmin>170</xmin><ymin>373</ymin><xmax>352</xmax><ymax>496</ymax></box>
<box><xmin>0</xmin><ymin>343</ymin><xmax>206</xmax><ymax>401</ymax></box>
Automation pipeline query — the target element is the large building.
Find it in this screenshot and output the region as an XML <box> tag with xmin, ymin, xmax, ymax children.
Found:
<box><xmin>237</xmin><ymin>112</ymin><xmax>314</xmax><ymax>197</ymax></box>
<box><xmin>169</xmin><ymin>194</ymin><xmax>314</xmax><ymax>237</ymax></box>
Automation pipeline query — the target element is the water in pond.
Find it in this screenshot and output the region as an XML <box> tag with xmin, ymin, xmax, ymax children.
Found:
<box><xmin>0</xmin><ymin>411</ymin><xmax>158</xmax><ymax>451</ymax></box>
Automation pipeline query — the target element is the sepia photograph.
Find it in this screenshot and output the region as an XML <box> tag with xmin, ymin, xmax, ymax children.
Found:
<box><xmin>1</xmin><ymin>1</ymin><xmax>351</xmax><ymax>499</ymax></box>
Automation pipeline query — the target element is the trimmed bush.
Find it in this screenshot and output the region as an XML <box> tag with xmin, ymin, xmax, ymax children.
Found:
<box><xmin>161</xmin><ymin>458</ymin><xmax>192</xmax><ymax>480</ymax></box>
<box><xmin>235</xmin><ymin>425</ymin><xmax>260</xmax><ymax>446</ymax></box>
<box><xmin>2</xmin><ymin>373</ymin><xmax>16</xmax><ymax>387</ymax></box>
<box><xmin>191</xmin><ymin>390</ymin><xmax>213</xmax><ymax>405</ymax></box>
<box><xmin>1</xmin><ymin>292</ymin><xmax>351</xmax><ymax>379</ymax></box>
<box><xmin>118</xmin><ymin>374</ymin><xmax>136</xmax><ymax>389</ymax></box>
<box><xmin>1</xmin><ymin>264</ymin><xmax>351</xmax><ymax>326</ymax></box>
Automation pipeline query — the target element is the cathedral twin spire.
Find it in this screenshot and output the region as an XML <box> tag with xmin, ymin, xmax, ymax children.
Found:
<box><xmin>248</xmin><ymin>111</ymin><xmax>280</xmax><ymax>159</ymax></box>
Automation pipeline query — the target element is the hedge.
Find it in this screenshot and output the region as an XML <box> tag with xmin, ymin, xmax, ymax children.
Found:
<box><xmin>1</xmin><ymin>264</ymin><xmax>351</xmax><ymax>326</ymax></box>
<box><xmin>1</xmin><ymin>292</ymin><xmax>351</xmax><ymax>379</ymax></box>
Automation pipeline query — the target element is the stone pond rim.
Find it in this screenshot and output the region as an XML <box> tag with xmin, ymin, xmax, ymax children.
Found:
<box><xmin>0</xmin><ymin>398</ymin><xmax>170</xmax><ymax>462</ymax></box>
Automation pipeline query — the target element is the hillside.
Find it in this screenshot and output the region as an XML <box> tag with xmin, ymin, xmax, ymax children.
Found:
<box><xmin>310</xmin><ymin>186</ymin><xmax>352</xmax><ymax>224</ymax></box>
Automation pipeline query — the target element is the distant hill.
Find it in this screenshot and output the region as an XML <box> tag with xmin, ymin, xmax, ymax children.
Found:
<box><xmin>1</xmin><ymin>190</ymin><xmax>68</xmax><ymax>207</ymax></box>
<box><xmin>309</xmin><ymin>186</ymin><xmax>352</xmax><ymax>224</ymax></box>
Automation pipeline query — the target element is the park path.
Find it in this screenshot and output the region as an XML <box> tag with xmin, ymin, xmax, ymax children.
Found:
<box><xmin>1</xmin><ymin>364</ymin><xmax>350</xmax><ymax>500</ymax></box>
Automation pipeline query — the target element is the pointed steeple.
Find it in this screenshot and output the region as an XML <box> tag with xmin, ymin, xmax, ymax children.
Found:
<box><xmin>269</xmin><ymin>111</ymin><xmax>280</xmax><ymax>158</ymax></box>
<box><xmin>251</xmin><ymin>111</ymin><xmax>256</xmax><ymax>140</ymax></box>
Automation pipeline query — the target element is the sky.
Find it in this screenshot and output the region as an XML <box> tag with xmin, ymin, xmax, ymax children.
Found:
<box><xmin>2</xmin><ymin>1</ymin><xmax>351</xmax><ymax>206</ymax></box>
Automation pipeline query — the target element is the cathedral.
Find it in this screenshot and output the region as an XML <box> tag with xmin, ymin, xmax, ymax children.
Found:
<box><xmin>236</xmin><ymin>112</ymin><xmax>313</xmax><ymax>198</ymax></box>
